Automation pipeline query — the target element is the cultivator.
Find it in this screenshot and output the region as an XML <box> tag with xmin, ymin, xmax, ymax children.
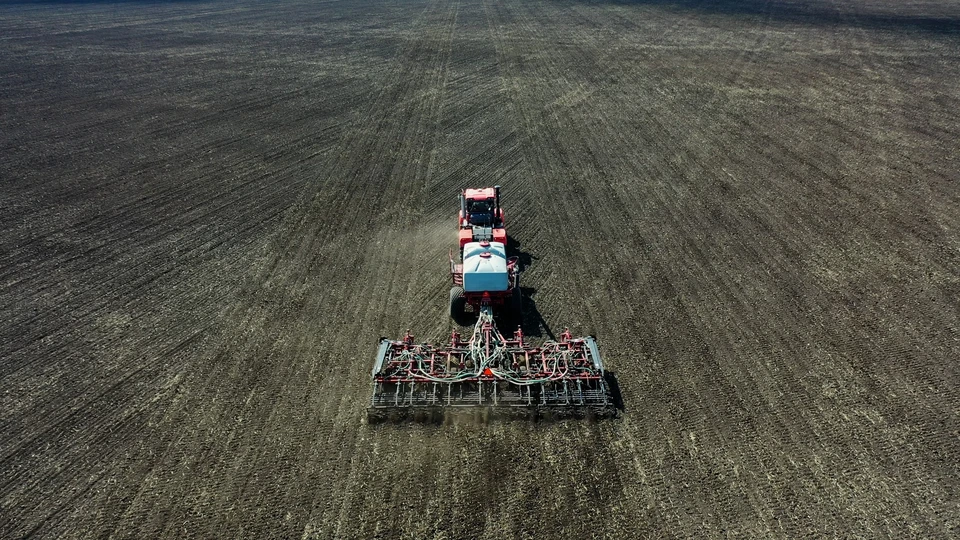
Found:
<box><xmin>369</xmin><ymin>308</ymin><xmax>615</xmax><ymax>421</ymax></box>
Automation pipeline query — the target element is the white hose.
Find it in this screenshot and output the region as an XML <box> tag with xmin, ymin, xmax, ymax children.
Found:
<box><xmin>392</xmin><ymin>310</ymin><xmax>571</xmax><ymax>384</ymax></box>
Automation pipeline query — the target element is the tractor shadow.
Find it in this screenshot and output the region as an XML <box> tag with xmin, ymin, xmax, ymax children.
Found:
<box><xmin>506</xmin><ymin>234</ymin><xmax>534</xmax><ymax>269</ymax></box>
<box><xmin>502</xmin><ymin>235</ymin><xmax>553</xmax><ymax>339</ymax></box>
<box><xmin>514</xmin><ymin>286</ymin><xmax>554</xmax><ymax>340</ymax></box>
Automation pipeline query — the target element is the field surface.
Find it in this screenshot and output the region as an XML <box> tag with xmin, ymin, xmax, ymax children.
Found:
<box><xmin>2</xmin><ymin>0</ymin><xmax>959</xmax><ymax>537</ymax></box>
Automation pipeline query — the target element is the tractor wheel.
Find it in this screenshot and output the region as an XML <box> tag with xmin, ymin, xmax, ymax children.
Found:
<box><xmin>449</xmin><ymin>286</ymin><xmax>468</xmax><ymax>325</ymax></box>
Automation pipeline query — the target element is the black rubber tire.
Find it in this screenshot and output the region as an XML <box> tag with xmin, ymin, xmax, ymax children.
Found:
<box><xmin>449</xmin><ymin>286</ymin><xmax>468</xmax><ymax>325</ymax></box>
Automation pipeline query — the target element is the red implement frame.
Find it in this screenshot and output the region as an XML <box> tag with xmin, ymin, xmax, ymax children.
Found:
<box><xmin>369</xmin><ymin>310</ymin><xmax>614</xmax><ymax>420</ymax></box>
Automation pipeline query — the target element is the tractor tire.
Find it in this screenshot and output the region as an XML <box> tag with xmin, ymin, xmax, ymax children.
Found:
<box><xmin>449</xmin><ymin>286</ymin><xmax>468</xmax><ymax>325</ymax></box>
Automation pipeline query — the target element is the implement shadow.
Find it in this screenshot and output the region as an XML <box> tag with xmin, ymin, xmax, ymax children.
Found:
<box><xmin>505</xmin><ymin>236</ymin><xmax>624</xmax><ymax>414</ymax></box>
<box><xmin>510</xmin><ymin>236</ymin><xmax>626</xmax><ymax>413</ymax></box>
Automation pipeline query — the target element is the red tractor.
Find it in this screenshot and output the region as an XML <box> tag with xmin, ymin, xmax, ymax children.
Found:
<box><xmin>457</xmin><ymin>185</ymin><xmax>507</xmax><ymax>250</ymax></box>
<box><xmin>450</xmin><ymin>186</ymin><xmax>520</xmax><ymax>325</ymax></box>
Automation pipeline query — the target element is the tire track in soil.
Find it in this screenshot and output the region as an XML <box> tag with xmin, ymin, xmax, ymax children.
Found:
<box><xmin>0</xmin><ymin>1</ymin><xmax>423</xmax><ymax>537</ymax></box>
<box><xmin>2</xmin><ymin>0</ymin><xmax>958</xmax><ymax>538</ymax></box>
<box><xmin>5</xmin><ymin>0</ymin><xmax>394</xmax><ymax>468</ymax></box>
<box><xmin>68</xmin><ymin>0</ymin><xmax>466</xmax><ymax>537</ymax></box>
<box><xmin>5</xmin><ymin>7</ymin><xmax>376</xmax><ymax>446</ymax></box>
<box><xmin>0</xmin><ymin>111</ymin><xmax>354</xmax><ymax>486</ymax></box>
<box><xmin>308</xmin><ymin>4</ymin><xmax>547</xmax><ymax>537</ymax></box>
<box><xmin>496</xmin><ymin>3</ymin><xmax>752</xmax><ymax>536</ymax></box>
<box><xmin>660</xmin><ymin>8</ymin><xmax>960</xmax><ymax>529</ymax></box>
<box><xmin>485</xmin><ymin>0</ymin><xmax>959</xmax><ymax>536</ymax></box>
<box><xmin>376</xmin><ymin>2</ymin><xmax>644</xmax><ymax>536</ymax></box>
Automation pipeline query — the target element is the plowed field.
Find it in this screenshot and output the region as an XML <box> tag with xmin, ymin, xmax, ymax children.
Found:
<box><xmin>2</xmin><ymin>0</ymin><xmax>958</xmax><ymax>537</ymax></box>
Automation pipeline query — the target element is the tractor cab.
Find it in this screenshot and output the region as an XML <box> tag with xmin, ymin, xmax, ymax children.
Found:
<box><xmin>458</xmin><ymin>185</ymin><xmax>507</xmax><ymax>249</ymax></box>
<box><xmin>465</xmin><ymin>197</ymin><xmax>495</xmax><ymax>226</ymax></box>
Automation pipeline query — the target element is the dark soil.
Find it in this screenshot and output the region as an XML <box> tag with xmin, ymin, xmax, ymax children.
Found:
<box><xmin>1</xmin><ymin>0</ymin><xmax>958</xmax><ymax>537</ymax></box>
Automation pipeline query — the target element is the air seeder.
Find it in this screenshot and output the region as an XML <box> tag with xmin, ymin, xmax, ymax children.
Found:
<box><xmin>369</xmin><ymin>186</ymin><xmax>615</xmax><ymax>421</ymax></box>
